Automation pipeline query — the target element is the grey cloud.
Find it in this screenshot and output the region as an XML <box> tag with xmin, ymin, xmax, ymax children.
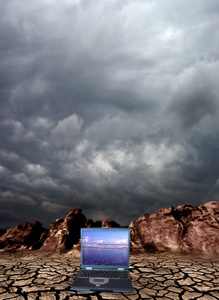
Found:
<box><xmin>167</xmin><ymin>61</ymin><xmax>219</xmax><ymax>129</ymax></box>
<box><xmin>1</xmin><ymin>0</ymin><xmax>219</xmax><ymax>229</ymax></box>
<box><xmin>50</xmin><ymin>114</ymin><xmax>84</xmax><ymax>145</ymax></box>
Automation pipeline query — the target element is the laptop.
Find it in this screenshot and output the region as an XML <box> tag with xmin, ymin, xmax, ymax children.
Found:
<box><xmin>71</xmin><ymin>227</ymin><xmax>133</xmax><ymax>292</ymax></box>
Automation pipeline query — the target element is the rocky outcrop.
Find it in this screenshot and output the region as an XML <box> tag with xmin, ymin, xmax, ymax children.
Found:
<box><xmin>0</xmin><ymin>221</ymin><xmax>48</xmax><ymax>250</ymax></box>
<box><xmin>0</xmin><ymin>208</ymin><xmax>122</xmax><ymax>253</ymax></box>
<box><xmin>1</xmin><ymin>201</ymin><xmax>218</xmax><ymax>255</ymax></box>
<box><xmin>40</xmin><ymin>209</ymin><xmax>87</xmax><ymax>252</ymax></box>
<box><xmin>129</xmin><ymin>201</ymin><xmax>219</xmax><ymax>255</ymax></box>
<box><xmin>40</xmin><ymin>209</ymin><xmax>121</xmax><ymax>252</ymax></box>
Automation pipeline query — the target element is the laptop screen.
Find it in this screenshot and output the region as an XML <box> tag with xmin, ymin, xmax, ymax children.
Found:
<box><xmin>81</xmin><ymin>228</ymin><xmax>130</xmax><ymax>267</ymax></box>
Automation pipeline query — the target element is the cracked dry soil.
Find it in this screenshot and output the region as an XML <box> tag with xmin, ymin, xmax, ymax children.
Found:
<box><xmin>0</xmin><ymin>251</ymin><xmax>218</xmax><ymax>300</ymax></box>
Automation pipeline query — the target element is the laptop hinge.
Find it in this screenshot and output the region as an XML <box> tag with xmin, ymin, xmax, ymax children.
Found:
<box><xmin>86</xmin><ymin>267</ymin><xmax>92</xmax><ymax>270</ymax></box>
<box><xmin>117</xmin><ymin>268</ymin><xmax>124</xmax><ymax>270</ymax></box>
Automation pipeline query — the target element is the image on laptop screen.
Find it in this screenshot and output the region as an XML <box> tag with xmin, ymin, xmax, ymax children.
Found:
<box><xmin>82</xmin><ymin>230</ymin><xmax>129</xmax><ymax>266</ymax></box>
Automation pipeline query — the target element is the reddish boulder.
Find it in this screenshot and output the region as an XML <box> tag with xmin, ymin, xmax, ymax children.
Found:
<box><xmin>0</xmin><ymin>221</ymin><xmax>48</xmax><ymax>250</ymax></box>
<box><xmin>129</xmin><ymin>201</ymin><xmax>219</xmax><ymax>255</ymax></box>
<box><xmin>41</xmin><ymin>209</ymin><xmax>87</xmax><ymax>252</ymax></box>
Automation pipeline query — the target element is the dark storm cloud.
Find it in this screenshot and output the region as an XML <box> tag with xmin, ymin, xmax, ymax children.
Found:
<box><xmin>167</xmin><ymin>61</ymin><xmax>219</xmax><ymax>129</ymax></box>
<box><xmin>1</xmin><ymin>0</ymin><xmax>219</xmax><ymax>229</ymax></box>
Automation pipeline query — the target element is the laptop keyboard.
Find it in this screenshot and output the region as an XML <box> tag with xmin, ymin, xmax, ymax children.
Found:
<box><xmin>79</xmin><ymin>269</ymin><xmax>129</xmax><ymax>279</ymax></box>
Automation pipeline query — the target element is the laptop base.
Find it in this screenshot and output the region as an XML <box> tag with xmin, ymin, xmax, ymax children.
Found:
<box><xmin>71</xmin><ymin>277</ymin><xmax>133</xmax><ymax>293</ymax></box>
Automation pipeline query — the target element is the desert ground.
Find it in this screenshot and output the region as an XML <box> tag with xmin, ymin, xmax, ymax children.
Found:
<box><xmin>0</xmin><ymin>250</ymin><xmax>218</xmax><ymax>300</ymax></box>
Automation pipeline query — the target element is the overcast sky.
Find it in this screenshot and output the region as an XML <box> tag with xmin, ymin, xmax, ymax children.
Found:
<box><xmin>1</xmin><ymin>0</ymin><xmax>219</xmax><ymax>229</ymax></box>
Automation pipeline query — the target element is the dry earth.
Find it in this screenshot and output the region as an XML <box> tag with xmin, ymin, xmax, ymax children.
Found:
<box><xmin>0</xmin><ymin>250</ymin><xmax>218</xmax><ymax>300</ymax></box>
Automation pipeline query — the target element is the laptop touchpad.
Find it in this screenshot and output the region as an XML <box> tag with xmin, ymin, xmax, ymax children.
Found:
<box><xmin>89</xmin><ymin>278</ymin><xmax>109</xmax><ymax>286</ymax></box>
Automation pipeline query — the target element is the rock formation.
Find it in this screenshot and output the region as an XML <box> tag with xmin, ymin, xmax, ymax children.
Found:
<box><xmin>40</xmin><ymin>208</ymin><xmax>87</xmax><ymax>252</ymax></box>
<box><xmin>129</xmin><ymin>201</ymin><xmax>219</xmax><ymax>255</ymax></box>
<box><xmin>0</xmin><ymin>208</ymin><xmax>121</xmax><ymax>252</ymax></box>
<box><xmin>1</xmin><ymin>201</ymin><xmax>218</xmax><ymax>255</ymax></box>
<box><xmin>0</xmin><ymin>221</ymin><xmax>48</xmax><ymax>250</ymax></box>
<box><xmin>38</xmin><ymin>210</ymin><xmax>120</xmax><ymax>252</ymax></box>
